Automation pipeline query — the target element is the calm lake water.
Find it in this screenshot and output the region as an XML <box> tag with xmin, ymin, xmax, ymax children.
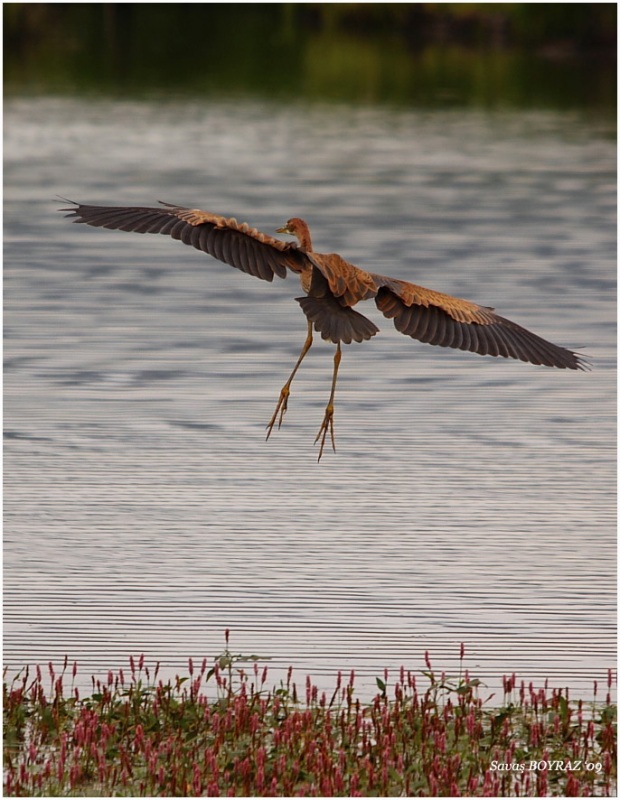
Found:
<box><xmin>4</xmin><ymin>97</ymin><xmax>616</xmax><ymax>700</ymax></box>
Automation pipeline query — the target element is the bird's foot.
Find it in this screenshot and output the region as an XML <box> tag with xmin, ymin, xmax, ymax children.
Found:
<box><xmin>265</xmin><ymin>386</ymin><xmax>291</xmax><ymax>440</ymax></box>
<box><xmin>314</xmin><ymin>404</ymin><xmax>336</xmax><ymax>462</ymax></box>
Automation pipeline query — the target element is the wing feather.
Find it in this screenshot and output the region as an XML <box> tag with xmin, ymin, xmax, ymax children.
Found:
<box><xmin>478</xmin><ymin>323</ymin><xmax>499</xmax><ymax>357</ymax></box>
<box><xmin>489</xmin><ymin>321</ymin><xmax>526</xmax><ymax>362</ymax></box>
<box><xmin>455</xmin><ymin>320</ymin><xmax>470</xmax><ymax>352</ymax></box>
<box><xmin>169</xmin><ymin>219</ymin><xmax>188</xmax><ymax>241</ymax></box>
<box><xmin>466</xmin><ymin>320</ymin><xmax>482</xmax><ymax>355</ymax></box>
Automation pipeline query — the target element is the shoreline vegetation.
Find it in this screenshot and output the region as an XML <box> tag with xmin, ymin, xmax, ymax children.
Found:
<box><xmin>6</xmin><ymin>4</ymin><xmax>616</xmax><ymax>55</ymax></box>
<box><xmin>4</xmin><ymin>4</ymin><xmax>616</xmax><ymax>110</ymax></box>
<box><xmin>4</xmin><ymin>636</ymin><xmax>616</xmax><ymax>797</ymax></box>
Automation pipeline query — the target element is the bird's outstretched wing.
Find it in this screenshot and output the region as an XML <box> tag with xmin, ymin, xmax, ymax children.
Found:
<box><xmin>61</xmin><ymin>201</ymin><xmax>307</xmax><ymax>282</ymax></box>
<box><xmin>370</xmin><ymin>272</ymin><xmax>588</xmax><ymax>370</ymax></box>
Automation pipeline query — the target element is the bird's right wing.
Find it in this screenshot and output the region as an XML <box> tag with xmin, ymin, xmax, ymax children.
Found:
<box><xmin>61</xmin><ymin>201</ymin><xmax>308</xmax><ymax>282</ymax></box>
<box><xmin>370</xmin><ymin>273</ymin><xmax>588</xmax><ymax>370</ymax></box>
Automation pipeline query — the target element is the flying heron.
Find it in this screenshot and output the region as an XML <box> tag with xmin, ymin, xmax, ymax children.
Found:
<box><xmin>62</xmin><ymin>201</ymin><xmax>588</xmax><ymax>460</ymax></box>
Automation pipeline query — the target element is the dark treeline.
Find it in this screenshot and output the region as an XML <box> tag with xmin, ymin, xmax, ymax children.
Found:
<box><xmin>4</xmin><ymin>4</ymin><xmax>616</xmax><ymax>110</ymax></box>
<box><xmin>305</xmin><ymin>3</ymin><xmax>616</xmax><ymax>50</ymax></box>
<box><xmin>6</xmin><ymin>4</ymin><xmax>617</xmax><ymax>51</ymax></box>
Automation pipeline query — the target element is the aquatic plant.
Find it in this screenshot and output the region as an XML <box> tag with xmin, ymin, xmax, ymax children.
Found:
<box><xmin>3</xmin><ymin>637</ymin><xmax>616</xmax><ymax>796</ymax></box>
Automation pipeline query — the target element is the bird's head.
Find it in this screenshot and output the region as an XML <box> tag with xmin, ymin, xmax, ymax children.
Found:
<box><xmin>276</xmin><ymin>217</ymin><xmax>312</xmax><ymax>251</ymax></box>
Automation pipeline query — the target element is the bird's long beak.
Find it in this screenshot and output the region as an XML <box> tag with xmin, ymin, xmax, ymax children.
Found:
<box><xmin>276</xmin><ymin>225</ymin><xmax>291</xmax><ymax>235</ymax></box>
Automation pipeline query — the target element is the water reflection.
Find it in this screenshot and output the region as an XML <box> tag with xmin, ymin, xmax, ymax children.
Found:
<box><xmin>4</xmin><ymin>98</ymin><xmax>615</xmax><ymax>698</ymax></box>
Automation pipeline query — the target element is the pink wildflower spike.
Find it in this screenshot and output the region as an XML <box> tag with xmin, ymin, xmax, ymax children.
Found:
<box><xmin>465</xmin><ymin>711</ymin><xmax>476</xmax><ymax>736</ymax></box>
<box><xmin>139</xmin><ymin>653</ymin><xmax>144</xmax><ymax>670</ymax></box>
<box><xmin>225</xmin><ymin>628</ymin><xmax>230</xmax><ymax>645</ymax></box>
<box><xmin>188</xmin><ymin>657</ymin><xmax>194</xmax><ymax>676</ymax></box>
<box><xmin>69</xmin><ymin>763</ymin><xmax>80</xmax><ymax>789</ymax></box>
<box><xmin>28</xmin><ymin>742</ymin><xmax>37</xmax><ymax>763</ymax></box>
<box><xmin>129</xmin><ymin>655</ymin><xmax>135</xmax><ymax>674</ymax></box>
<box><xmin>134</xmin><ymin>723</ymin><xmax>144</xmax><ymax>748</ymax></box>
<box><xmin>424</xmin><ymin>650</ymin><xmax>432</xmax><ymax>671</ymax></box>
<box><xmin>460</xmin><ymin>642</ymin><xmax>465</xmax><ymax>660</ymax></box>
<box><xmin>334</xmin><ymin>765</ymin><xmax>344</xmax><ymax>792</ymax></box>
<box><xmin>608</xmin><ymin>668</ymin><xmax>613</xmax><ymax>688</ymax></box>
<box><xmin>565</xmin><ymin>773</ymin><xmax>580</xmax><ymax>795</ymax></box>
<box><xmin>193</xmin><ymin>764</ymin><xmax>202</xmax><ymax>795</ymax></box>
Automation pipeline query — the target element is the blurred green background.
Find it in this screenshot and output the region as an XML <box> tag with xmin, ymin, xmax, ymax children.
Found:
<box><xmin>4</xmin><ymin>3</ymin><xmax>616</xmax><ymax>112</ymax></box>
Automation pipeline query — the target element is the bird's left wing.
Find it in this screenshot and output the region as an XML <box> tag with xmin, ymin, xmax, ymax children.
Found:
<box><xmin>62</xmin><ymin>201</ymin><xmax>307</xmax><ymax>282</ymax></box>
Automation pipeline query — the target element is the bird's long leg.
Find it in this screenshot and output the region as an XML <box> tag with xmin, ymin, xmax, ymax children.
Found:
<box><xmin>315</xmin><ymin>342</ymin><xmax>342</xmax><ymax>462</ymax></box>
<box><xmin>266</xmin><ymin>321</ymin><xmax>313</xmax><ymax>440</ymax></box>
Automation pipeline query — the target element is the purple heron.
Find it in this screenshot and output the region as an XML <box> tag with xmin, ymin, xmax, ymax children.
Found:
<box><xmin>62</xmin><ymin>201</ymin><xmax>588</xmax><ymax>460</ymax></box>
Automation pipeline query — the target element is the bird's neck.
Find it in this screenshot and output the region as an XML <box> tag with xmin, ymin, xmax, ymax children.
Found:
<box><xmin>296</xmin><ymin>225</ymin><xmax>313</xmax><ymax>252</ymax></box>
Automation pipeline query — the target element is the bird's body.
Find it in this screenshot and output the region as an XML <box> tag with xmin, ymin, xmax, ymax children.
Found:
<box><xmin>62</xmin><ymin>201</ymin><xmax>588</xmax><ymax>459</ymax></box>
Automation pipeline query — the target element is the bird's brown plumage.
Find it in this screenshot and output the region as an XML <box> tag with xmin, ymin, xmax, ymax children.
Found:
<box><xmin>62</xmin><ymin>200</ymin><xmax>588</xmax><ymax>458</ymax></box>
<box><xmin>63</xmin><ymin>200</ymin><xmax>587</xmax><ymax>371</ymax></box>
